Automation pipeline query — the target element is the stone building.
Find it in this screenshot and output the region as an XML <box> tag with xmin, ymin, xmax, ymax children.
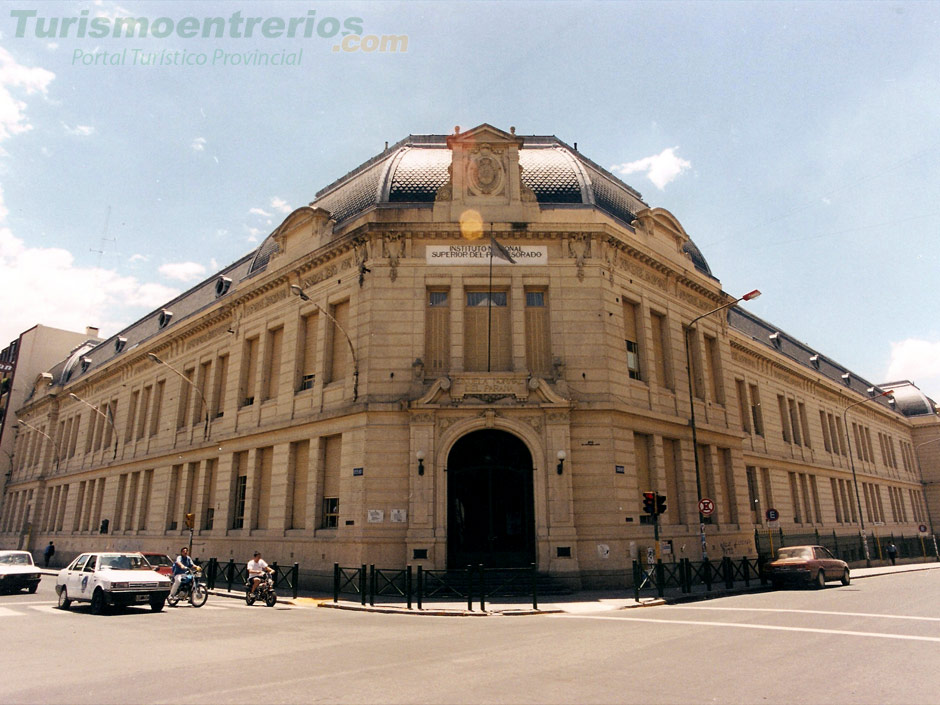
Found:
<box><xmin>2</xmin><ymin>124</ymin><xmax>937</xmax><ymax>586</ymax></box>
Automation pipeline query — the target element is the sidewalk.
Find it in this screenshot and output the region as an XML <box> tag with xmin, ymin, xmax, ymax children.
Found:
<box><xmin>318</xmin><ymin>560</ymin><xmax>940</xmax><ymax>617</ymax></box>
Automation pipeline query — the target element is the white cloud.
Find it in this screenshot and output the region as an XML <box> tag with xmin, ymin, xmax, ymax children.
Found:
<box><xmin>249</xmin><ymin>207</ymin><xmax>271</xmax><ymax>217</ymax></box>
<box><xmin>0</xmin><ymin>221</ymin><xmax>178</xmax><ymax>345</ymax></box>
<box><xmin>886</xmin><ymin>339</ymin><xmax>940</xmax><ymax>400</ymax></box>
<box><xmin>246</xmin><ymin>226</ymin><xmax>264</xmax><ymax>242</ymax></box>
<box><xmin>0</xmin><ymin>46</ymin><xmax>55</xmax><ymax>143</ymax></box>
<box><xmin>63</xmin><ymin>123</ymin><xmax>95</xmax><ymax>136</ymax></box>
<box><xmin>158</xmin><ymin>261</ymin><xmax>206</xmax><ymax>282</ymax></box>
<box><xmin>128</xmin><ymin>253</ymin><xmax>147</xmax><ymax>264</ymax></box>
<box><xmin>191</xmin><ymin>136</ymin><xmax>206</xmax><ymax>152</ymax></box>
<box><xmin>610</xmin><ymin>146</ymin><xmax>692</xmax><ymax>190</ymax></box>
<box><xmin>270</xmin><ymin>197</ymin><xmax>292</xmax><ymax>214</ymax></box>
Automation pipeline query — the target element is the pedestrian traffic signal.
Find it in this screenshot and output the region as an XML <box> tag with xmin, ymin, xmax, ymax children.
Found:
<box><xmin>642</xmin><ymin>492</ymin><xmax>655</xmax><ymax>515</ymax></box>
<box><xmin>656</xmin><ymin>494</ymin><xmax>667</xmax><ymax>515</ymax></box>
<box><xmin>184</xmin><ymin>512</ymin><xmax>195</xmax><ymax>529</ymax></box>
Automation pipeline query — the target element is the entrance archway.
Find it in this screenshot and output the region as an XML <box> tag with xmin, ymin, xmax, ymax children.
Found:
<box><xmin>446</xmin><ymin>429</ymin><xmax>535</xmax><ymax>568</ymax></box>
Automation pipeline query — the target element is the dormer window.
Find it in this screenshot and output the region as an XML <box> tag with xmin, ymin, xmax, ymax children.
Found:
<box><xmin>215</xmin><ymin>276</ymin><xmax>232</xmax><ymax>298</ymax></box>
<box><xmin>115</xmin><ymin>337</ymin><xmax>127</xmax><ymax>354</ymax></box>
<box><xmin>841</xmin><ymin>372</ymin><xmax>852</xmax><ymax>386</ymax></box>
<box><xmin>158</xmin><ymin>310</ymin><xmax>173</xmax><ymax>328</ymax></box>
<box><xmin>809</xmin><ymin>354</ymin><xmax>820</xmax><ymax>370</ymax></box>
<box><xmin>80</xmin><ymin>357</ymin><xmax>92</xmax><ymax>373</ymax></box>
<box><xmin>769</xmin><ymin>332</ymin><xmax>782</xmax><ymax>349</ymax></box>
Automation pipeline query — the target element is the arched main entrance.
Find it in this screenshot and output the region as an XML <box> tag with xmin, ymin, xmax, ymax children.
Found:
<box><xmin>446</xmin><ymin>429</ymin><xmax>535</xmax><ymax>569</ymax></box>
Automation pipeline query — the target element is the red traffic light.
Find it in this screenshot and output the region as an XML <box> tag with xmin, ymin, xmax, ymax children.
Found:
<box><xmin>642</xmin><ymin>492</ymin><xmax>655</xmax><ymax>515</ymax></box>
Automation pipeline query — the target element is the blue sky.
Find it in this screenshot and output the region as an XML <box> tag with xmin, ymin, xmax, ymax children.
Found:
<box><xmin>1</xmin><ymin>1</ymin><xmax>938</xmax><ymax>401</ymax></box>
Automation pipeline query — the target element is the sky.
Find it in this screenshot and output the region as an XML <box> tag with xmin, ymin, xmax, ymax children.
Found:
<box><xmin>0</xmin><ymin>0</ymin><xmax>939</xmax><ymax>402</ymax></box>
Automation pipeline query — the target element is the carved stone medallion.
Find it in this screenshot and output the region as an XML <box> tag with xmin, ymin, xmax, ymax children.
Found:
<box><xmin>467</xmin><ymin>147</ymin><xmax>505</xmax><ymax>197</ymax></box>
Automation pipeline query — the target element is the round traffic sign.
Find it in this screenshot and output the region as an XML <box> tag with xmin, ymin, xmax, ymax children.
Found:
<box><xmin>698</xmin><ymin>498</ymin><xmax>715</xmax><ymax>516</ymax></box>
<box><xmin>920</xmin><ymin>524</ymin><xmax>929</xmax><ymax>534</ymax></box>
<box><xmin>766</xmin><ymin>508</ymin><xmax>779</xmax><ymax>522</ymax></box>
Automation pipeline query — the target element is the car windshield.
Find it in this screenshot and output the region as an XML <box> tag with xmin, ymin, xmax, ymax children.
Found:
<box><xmin>99</xmin><ymin>554</ymin><xmax>150</xmax><ymax>570</ymax></box>
<box><xmin>0</xmin><ymin>553</ymin><xmax>32</xmax><ymax>565</ymax></box>
<box><xmin>778</xmin><ymin>547</ymin><xmax>813</xmax><ymax>560</ymax></box>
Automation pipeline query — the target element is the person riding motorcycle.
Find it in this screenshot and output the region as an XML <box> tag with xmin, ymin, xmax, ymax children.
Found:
<box><xmin>169</xmin><ymin>546</ymin><xmax>194</xmax><ymax>604</ymax></box>
<box><xmin>247</xmin><ymin>551</ymin><xmax>274</xmax><ymax>598</ymax></box>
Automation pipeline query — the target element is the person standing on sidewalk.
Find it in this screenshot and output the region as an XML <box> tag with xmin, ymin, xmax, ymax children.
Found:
<box><xmin>887</xmin><ymin>542</ymin><xmax>898</xmax><ymax>565</ymax></box>
<box><xmin>43</xmin><ymin>541</ymin><xmax>55</xmax><ymax>568</ymax></box>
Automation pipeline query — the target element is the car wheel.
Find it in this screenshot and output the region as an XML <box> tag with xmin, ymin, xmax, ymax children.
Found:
<box><xmin>190</xmin><ymin>584</ymin><xmax>208</xmax><ymax>608</ymax></box>
<box><xmin>57</xmin><ymin>587</ymin><xmax>71</xmax><ymax>610</ymax></box>
<box><xmin>815</xmin><ymin>570</ymin><xmax>826</xmax><ymax>589</ymax></box>
<box><xmin>265</xmin><ymin>591</ymin><xmax>278</xmax><ymax>608</ymax></box>
<box><xmin>841</xmin><ymin>569</ymin><xmax>851</xmax><ymax>586</ymax></box>
<box><xmin>150</xmin><ymin>594</ymin><xmax>165</xmax><ymax>612</ymax></box>
<box><xmin>90</xmin><ymin>588</ymin><xmax>107</xmax><ymax>615</ymax></box>
<box><xmin>771</xmin><ymin>579</ymin><xmax>782</xmax><ymax>590</ymax></box>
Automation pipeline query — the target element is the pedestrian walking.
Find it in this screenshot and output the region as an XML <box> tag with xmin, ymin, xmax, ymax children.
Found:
<box><xmin>43</xmin><ymin>541</ymin><xmax>55</xmax><ymax>568</ymax></box>
<box><xmin>886</xmin><ymin>541</ymin><xmax>898</xmax><ymax>566</ymax></box>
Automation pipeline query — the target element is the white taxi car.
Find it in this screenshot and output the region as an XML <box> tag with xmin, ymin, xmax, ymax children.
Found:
<box><xmin>55</xmin><ymin>552</ymin><xmax>171</xmax><ymax>614</ymax></box>
<box><xmin>0</xmin><ymin>550</ymin><xmax>42</xmax><ymax>594</ymax></box>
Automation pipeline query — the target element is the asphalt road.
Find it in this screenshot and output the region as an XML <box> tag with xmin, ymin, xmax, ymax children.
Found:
<box><xmin>3</xmin><ymin>571</ymin><xmax>939</xmax><ymax>704</ymax></box>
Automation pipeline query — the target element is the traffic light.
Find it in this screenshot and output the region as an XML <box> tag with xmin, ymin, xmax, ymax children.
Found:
<box><xmin>642</xmin><ymin>492</ymin><xmax>655</xmax><ymax>515</ymax></box>
<box><xmin>184</xmin><ymin>512</ymin><xmax>195</xmax><ymax>529</ymax></box>
<box><xmin>655</xmin><ymin>494</ymin><xmax>667</xmax><ymax>515</ymax></box>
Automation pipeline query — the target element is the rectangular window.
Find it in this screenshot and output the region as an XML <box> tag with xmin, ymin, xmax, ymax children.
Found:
<box><xmin>524</xmin><ymin>289</ymin><xmax>552</xmax><ymax>377</ymax></box>
<box><xmin>327</xmin><ymin>300</ymin><xmax>351</xmax><ymax>383</ymax></box>
<box><xmin>194</xmin><ymin>360</ymin><xmax>211</xmax><ymax>424</ymax></box>
<box><xmin>126</xmin><ymin>472</ymin><xmax>139</xmax><ymax>532</ymax></box>
<box><xmin>289</xmin><ymin>440</ymin><xmax>310</xmax><ymax>530</ymax></box>
<box><xmin>840</xmin><ymin>479</ymin><xmax>856</xmax><ymax>523</ymax></box>
<box><xmin>865</xmin><ymin>428</ymin><xmax>875</xmax><ymax>466</ymax></box>
<box><xmin>799</xmin><ymin>474</ymin><xmax>812</xmax><ymax>524</ymax></box>
<box><xmin>254</xmin><ymin>447</ymin><xmax>273</xmax><ymax>529</ymax></box>
<box><xmin>137</xmin><ymin>469</ymin><xmax>153</xmax><ymax>530</ymax></box>
<box><xmin>719</xmin><ymin>448</ymin><xmax>738</xmax><ymax>524</ymax></box>
<box><xmin>232</xmin><ymin>474</ymin><xmax>247</xmax><ymax>530</ymax></box>
<box><xmin>240</xmin><ymin>337</ymin><xmax>258</xmax><ymax>407</ymax></box>
<box><xmin>623</xmin><ymin>301</ymin><xmax>641</xmax><ymax>381</ymax></box>
<box><xmin>166</xmin><ymin>464</ymin><xmax>182</xmax><ymax>530</ymax></box>
<box><xmin>809</xmin><ymin>475</ymin><xmax>822</xmax><ymax>523</ymax></box>
<box><xmin>211</xmin><ymin>354</ymin><xmax>229</xmax><ymax>417</ymax></box>
<box><xmin>103</xmin><ymin>401</ymin><xmax>117</xmax><ymax>453</ymax></box>
<box><xmin>137</xmin><ymin>385</ymin><xmax>151</xmax><ymax>440</ymax></box>
<box><xmin>788</xmin><ymin>472</ymin><xmax>802</xmax><ymax>523</ymax></box>
<box><xmin>746</xmin><ymin>466</ymin><xmax>761</xmax><ymax>524</ymax></box>
<box><xmin>662</xmin><ymin>438</ymin><xmax>682</xmax><ymax>525</ymax></box>
<box><xmin>749</xmin><ymin>384</ymin><xmax>764</xmax><ymax>436</ymax></box>
<box><xmin>68</xmin><ymin>415</ymin><xmax>80</xmax><ymax>458</ymax></box>
<box><xmin>202</xmin><ymin>458</ymin><xmax>216</xmax><ymax>530</ymax></box>
<box><xmin>798</xmin><ymin>402</ymin><xmax>811</xmax><ymax>448</ymax></box>
<box><xmin>820</xmin><ymin>410</ymin><xmax>832</xmax><ymax>452</ymax></box>
<box><xmin>150</xmin><ymin>380</ymin><xmax>165</xmax><ymax>437</ymax></box>
<box><xmin>650</xmin><ymin>311</ymin><xmax>672</xmax><ymax>389</ymax></box>
<box><xmin>320</xmin><ymin>435</ymin><xmax>342</xmax><ymax>529</ymax></box>
<box><xmin>788</xmin><ymin>399</ymin><xmax>801</xmax><ymax>446</ymax></box>
<box><xmin>177</xmin><ymin>368</ymin><xmax>195</xmax><ymax>428</ymax></box>
<box><xmin>698</xmin><ymin>444</ymin><xmax>716</xmax><ymax>524</ymax></box>
<box><xmin>852</xmin><ymin>423</ymin><xmax>864</xmax><ymax>461</ymax></box>
<box><xmin>778</xmin><ymin>396</ymin><xmax>792</xmax><ymax>443</ymax></box>
<box><xmin>833</xmin><ymin>415</ymin><xmax>847</xmax><ymax>456</ymax></box>
<box><xmin>299</xmin><ymin>313</ymin><xmax>319</xmax><ymax>391</ymax></box>
<box><xmin>114</xmin><ymin>473</ymin><xmax>127</xmax><ymax>532</ymax></box>
<box><xmin>262</xmin><ymin>328</ymin><xmax>283</xmax><ymax>401</ymax></box>
<box><xmin>704</xmin><ymin>335</ymin><xmax>723</xmax><ymax>403</ymax></box>
<box><xmin>736</xmin><ymin>380</ymin><xmax>751</xmax><ymax>434</ymax></box>
<box><xmin>465</xmin><ymin>291</ymin><xmax>510</xmax><ymax>371</ymax></box>
<box><xmin>831</xmin><ymin>478</ymin><xmax>843</xmax><ymax>523</ymax></box>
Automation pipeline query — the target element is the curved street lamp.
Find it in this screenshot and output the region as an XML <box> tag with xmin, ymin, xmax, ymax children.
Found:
<box><xmin>684</xmin><ymin>289</ymin><xmax>761</xmax><ymax>560</ymax></box>
<box><xmin>69</xmin><ymin>392</ymin><xmax>118</xmax><ymax>459</ymax></box>
<box><xmin>147</xmin><ymin>353</ymin><xmax>210</xmax><ymax>440</ymax></box>
<box><xmin>290</xmin><ymin>285</ymin><xmax>360</xmax><ymax>402</ymax></box>
<box><xmin>842</xmin><ymin>390</ymin><xmax>893</xmax><ymax>567</ymax></box>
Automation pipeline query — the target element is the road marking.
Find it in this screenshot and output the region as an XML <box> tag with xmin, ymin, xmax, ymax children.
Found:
<box><xmin>669</xmin><ymin>605</ymin><xmax>940</xmax><ymax>622</ymax></box>
<box><xmin>29</xmin><ymin>605</ymin><xmax>64</xmax><ymax>615</ymax></box>
<box><xmin>0</xmin><ymin>606</ymin><xmax>25</xmax><ymax>617</ymax></box>
<box><xmin>554</xmin><ymin>614</ymin><xmax>940</xmax><ymax>643</ymax></box>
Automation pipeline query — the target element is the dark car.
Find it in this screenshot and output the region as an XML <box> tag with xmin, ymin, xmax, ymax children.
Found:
<box><xmin>765</xmin><ymin>545</ymin><xmax>850</xmax><ymax>589</ymax></box>
<box><xmin>140</xmin><ymin>553</ymin><xmax>175</xmax><ymax>577</ymax></box>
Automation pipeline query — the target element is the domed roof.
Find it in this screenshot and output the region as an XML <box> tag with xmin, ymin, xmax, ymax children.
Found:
<box><xmin>248</xmin><ymin>130</ymin><xmax>713</xmax><ymax>277</ymax></box>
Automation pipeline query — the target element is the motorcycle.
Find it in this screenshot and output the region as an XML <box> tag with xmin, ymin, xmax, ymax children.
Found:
<box><xmin>245</xmin><ymin>572</ymin><xmax>277</xmax><ymax>607</ymax></box>
<box><xmin>167</xmin><ymin>566</ymin><xmax>209</xmax><ymax>608</ymax></box>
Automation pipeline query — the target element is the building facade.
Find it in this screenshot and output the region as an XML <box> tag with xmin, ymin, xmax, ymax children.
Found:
<box><xmin>2</xmin><ymin>125</ymin><xmax>937</xmax><ymax>587</ymax></box>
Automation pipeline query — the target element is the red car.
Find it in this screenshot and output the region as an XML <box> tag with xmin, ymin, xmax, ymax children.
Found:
<box><xmin>765</xmin><ymin>545</ymin><xmax>850</xmax><ymax>589</ymax></box>
<box><xmin>140</xmin><ymin>553</ymin><xmax>174</xmax><ymax>577</ymax></box>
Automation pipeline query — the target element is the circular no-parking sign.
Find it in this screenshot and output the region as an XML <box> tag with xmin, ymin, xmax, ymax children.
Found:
<box><xmin>698</xmin><ymin>498</ymin><xmax>715</xmax><ymax>516</ymax></box>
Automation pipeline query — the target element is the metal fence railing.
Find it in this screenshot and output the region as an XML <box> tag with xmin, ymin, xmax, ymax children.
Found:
<box><xmin>754</xmin><ymin>528</ymin><xmax>940</xmax><ymax>564</ymax></box>
<box><xmin>632</xmin><ymin>556</ymin><xmax>766</xmax><ymax>601</ymax></box>
<box><xmin>202</xmin><ymin>558</ymin><xmax>299</xmax><ymax>599</ymax></box>
<box><xmin>333</xmin><ymin>563</ymin><xmax>539</xmax><ymax>611</ymax></box>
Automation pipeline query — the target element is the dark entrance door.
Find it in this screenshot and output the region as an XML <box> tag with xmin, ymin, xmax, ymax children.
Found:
<box><xmin>447</xmin><ymin>430</ymin><xmax>535</xmax><ymax>569</ymax></box>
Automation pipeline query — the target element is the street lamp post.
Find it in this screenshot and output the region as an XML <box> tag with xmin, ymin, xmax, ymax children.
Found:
<box><xmin>147</xmin><ymin>353</ymin><xmax>210</xmax><ymax>440</ymax></box>
<box><xmin>684</xmin><ymin>289</ymin><xmax>761</xmax><ymax>560</ymax></box>
<box><xmin>842</xmin><ymin>390</ymin><xmax>893</xmax><ymax>567</ymax></box>
<box><xmin>289</xmin><ymin>285</ymin><xmax>360</xmax><ymax>402</ymax></box>
<box><xmin>69</xmin><ymin>393</ymin><xmax>118</xmax><ymax>459</ymax></box>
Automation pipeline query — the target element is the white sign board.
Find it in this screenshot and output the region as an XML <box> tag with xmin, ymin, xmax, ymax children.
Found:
<box><xmin>366</xmin><ymin>509</ymin><xmax>384</xmax><ymax>523</ymax></box>
<box><xmin>426</xmin><ymin>245</ymin><xmax>547</xmax><ymax>265</ymax></box>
